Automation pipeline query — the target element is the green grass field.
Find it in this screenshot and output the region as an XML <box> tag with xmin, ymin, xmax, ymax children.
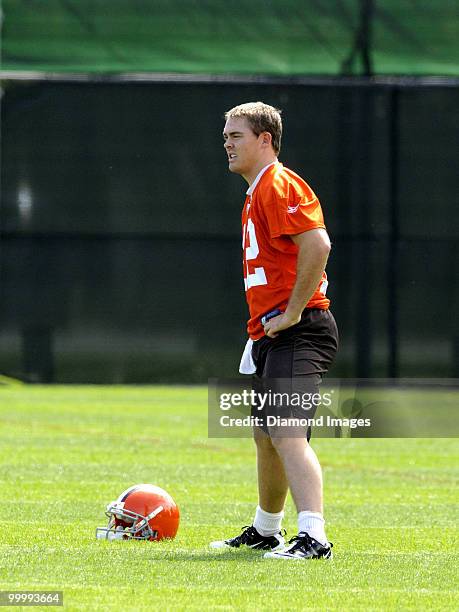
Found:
<box><xmin>0</xmin><ymin>385</ymin><xmax>457</xmax><ymax>610</ymax></box>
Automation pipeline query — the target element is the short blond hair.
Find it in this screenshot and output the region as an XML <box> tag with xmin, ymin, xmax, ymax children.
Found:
<box><xmin>225</xmin><ymin>101</ymin><xmax>282</xmax><ymax>155</ymax></box>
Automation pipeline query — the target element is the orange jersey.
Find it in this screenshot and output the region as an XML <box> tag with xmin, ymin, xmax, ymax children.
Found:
<box><xmin>242</xmin><ymin>162</ymin><xmax>330</xmax><ymax>339</ymax></box>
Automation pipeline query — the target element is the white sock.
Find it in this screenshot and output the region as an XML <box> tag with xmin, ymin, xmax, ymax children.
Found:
<box><xmin>297</xmin><ymin>511</ymin><xmax>327</xmax><ymax>545</ymax></box>
<box><xmin>253</xmin><ymin>505</ymin><xmax>284</xmax><ymax>537</ymax></box>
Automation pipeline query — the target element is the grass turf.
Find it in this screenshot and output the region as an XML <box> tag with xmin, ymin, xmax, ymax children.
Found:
<box><xmin>0</xmin><ymin>385</ymin><xmax>457</xmax><ymax>610</ymax></box>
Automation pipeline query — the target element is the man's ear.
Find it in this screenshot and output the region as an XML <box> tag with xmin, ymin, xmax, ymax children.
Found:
<box><xmin>260</xmin><ymin>131</ymin><xmax>272</xmax><ymax>148</ymax></box>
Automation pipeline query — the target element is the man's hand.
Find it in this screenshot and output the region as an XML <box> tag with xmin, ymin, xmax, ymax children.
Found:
<box><xmin>263</xmin><ymin>229</ymin><xmax>331</xmax><ymax>339</ymax></box>
<box><xmin>263</xmin><ymin>312</ymin><xmax>301</xmax><ymax>338</ymax></box>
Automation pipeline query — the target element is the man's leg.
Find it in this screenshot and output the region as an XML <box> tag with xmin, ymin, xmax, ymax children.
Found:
<box><xmin>261</xmin><ymin>432</ymin><xmax>332</xmax><ymax>559</ymax></box>
<box><xmin>253</xmin><ymin>426</ymin><xmax>289</xmax><ymax>513</ymax></box>
<box><xmin>260</xmin><ymin>309</ymin><xmax>338</xmax><ymax>552</ymax></box>
<box><xmin>254</xmin><ymin>426</ymin><xmax>329</xmax><ymax>553</ymax></box>
<box><xmin>208</xmin><ymin>410</ymin><xmax>288</xmax><ymax>550</ymax></box>
<box><xmin>269</xmin><ymin>435</ymin><xmax>323</xmax><ymax>513</ymax></box>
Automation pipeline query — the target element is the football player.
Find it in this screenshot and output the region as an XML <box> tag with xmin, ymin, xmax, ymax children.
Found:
<box><xmin>210</xmin><ymin>102</ymin><xmax>338</xmax><ymax>560</ymax></box>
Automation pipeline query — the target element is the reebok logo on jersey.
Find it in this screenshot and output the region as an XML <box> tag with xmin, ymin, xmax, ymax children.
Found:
<box><xmin>287</xmin><ymin>203</ymin><xmax>300</xmax><ymax>214</ymax></box>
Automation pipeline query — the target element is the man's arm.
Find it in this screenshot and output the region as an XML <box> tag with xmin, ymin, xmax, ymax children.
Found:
<box><xmin>264</xmin><ymin>228</ymin><xmax>331</xmax><ymax>338</ymax></box>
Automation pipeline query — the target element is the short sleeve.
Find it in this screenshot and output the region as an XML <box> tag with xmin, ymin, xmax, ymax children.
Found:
<box><xmin>262</xmin><ymin>177</ymin><xmax>326</xmax><ymax>239</ymax></box>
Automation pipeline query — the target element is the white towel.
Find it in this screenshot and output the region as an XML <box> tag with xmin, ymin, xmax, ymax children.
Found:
<box><xmin>239</xmin><ymin>338</ymin><xmax>256</xmax><ymax>374</ymax></box>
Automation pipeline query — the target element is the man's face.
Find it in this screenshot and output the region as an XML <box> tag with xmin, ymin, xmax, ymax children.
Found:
<box><xmin>223</xmin><ymin>116</ymin><xmax>263</xmax><ymax>178</ymax></box>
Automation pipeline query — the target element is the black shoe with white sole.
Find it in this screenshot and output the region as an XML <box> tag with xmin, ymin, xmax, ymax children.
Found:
<box><xmin>263</xmin><ymin>532</ymin><xmax>332</xmax><ymax>559</ymax></box>
<box><xmin>210</xmin><ymin>525</ymin><xmax>285</xmax><ymax>551</ymax></box>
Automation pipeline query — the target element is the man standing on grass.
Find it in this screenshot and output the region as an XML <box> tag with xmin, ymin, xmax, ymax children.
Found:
<box><xmin>210</xmin><ymin>102</ymin><xmax>338</xmax><ymax>560</ymax></box>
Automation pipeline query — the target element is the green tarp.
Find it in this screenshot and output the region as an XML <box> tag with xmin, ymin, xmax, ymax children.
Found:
<box><xmin>1</xmin><ymin>0</ymin><xmax>458</xmax><ymax>76</ymax></box>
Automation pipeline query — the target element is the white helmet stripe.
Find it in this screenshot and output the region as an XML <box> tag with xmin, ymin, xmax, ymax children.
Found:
<box><xmin>146</xmin><ymin>505</ymin><xmax>164</xmax><ymax>521</ymax></box>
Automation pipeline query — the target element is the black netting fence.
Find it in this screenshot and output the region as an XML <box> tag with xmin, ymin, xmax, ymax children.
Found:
<box><xmin>1</xmin><ymin>79</ymin><xmax>458</xmax><ymax>382</ymax></box>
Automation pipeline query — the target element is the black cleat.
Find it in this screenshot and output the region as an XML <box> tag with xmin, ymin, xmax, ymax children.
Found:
<box><xmin>263</xmin><ymin>532</ymin><xmax>332</xmax><ymax>559</ymax></box>
<box><xmin>210</xmin><ymin>525</ymin><xmax>285</xmax><ymax>551</ymax></box>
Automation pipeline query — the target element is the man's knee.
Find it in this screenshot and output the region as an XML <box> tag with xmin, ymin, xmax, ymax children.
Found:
<box><xmin>268</xmin><ymin>429</ymin><xmax>309</xmax><ymax>452</ymax></box>
<box><xmin>253</xmin><ymin>427</ymin><xmax>275</xmax><ymax>450</ymax></box>
<box><xmin>268</xmin><ymin>434</ymin><xmax>290</xmax><ymax>452</ymax></box>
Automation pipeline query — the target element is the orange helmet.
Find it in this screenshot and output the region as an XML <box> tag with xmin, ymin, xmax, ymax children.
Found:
<box><xmin>96</xmin><ymin>484</ymin><xmax>179</xmax><ymax>541</ymax></box>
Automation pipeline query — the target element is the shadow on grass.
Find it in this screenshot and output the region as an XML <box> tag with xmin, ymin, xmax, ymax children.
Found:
<box><xmin>143</xmin><ymin>549</ymin><xmax>271</xmax><ymax>562</ymax></box>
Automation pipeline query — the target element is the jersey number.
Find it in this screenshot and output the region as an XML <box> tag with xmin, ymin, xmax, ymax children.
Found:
<box><xmin>243</xmin><ymin>219</ymin><xmax>267</xmax><ymax>290</ymax></box>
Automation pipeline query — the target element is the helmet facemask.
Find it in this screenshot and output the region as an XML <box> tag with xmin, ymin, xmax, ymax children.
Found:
<box><xmin>96</xmin><ymin>500</ymin><xmax>164</xmax><ymax>540</ymax></box>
